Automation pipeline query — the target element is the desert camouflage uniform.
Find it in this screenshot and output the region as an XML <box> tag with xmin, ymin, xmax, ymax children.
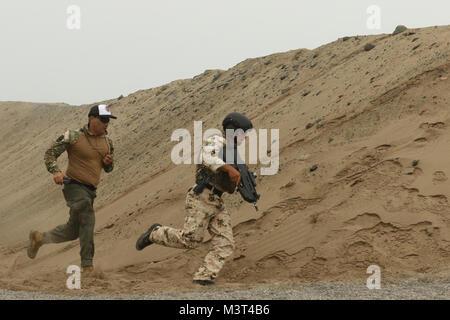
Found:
<box><xmin>149</xmin><ymin>134</ymin><xmax>236</xmax><ymax>281</ymax></box>
<box><xmin>42</xmin><ymin>125</ymin><xmax>114</xmax><ymax>267</ymax></box>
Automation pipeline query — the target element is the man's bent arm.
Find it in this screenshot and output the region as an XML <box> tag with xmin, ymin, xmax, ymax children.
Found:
<box><xmin>44</xmin><ymin>134</ymin><xmax>69</xmax><ymax>174</ymax></box>
<box><xmin>103</xmin><ymin>137</ymin><xmax>114</xmax><ymax>173</ymax></box>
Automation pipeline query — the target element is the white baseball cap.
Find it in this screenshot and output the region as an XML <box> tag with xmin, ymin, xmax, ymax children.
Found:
<box><xmin>88</xmin><ymin>104</ymin><xmax>117</xmax><ymax>119</ymax></box>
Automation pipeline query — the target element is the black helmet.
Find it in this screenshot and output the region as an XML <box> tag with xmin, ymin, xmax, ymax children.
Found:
<box><xmin>222</xmin><ymin>112</ymin><xmax>253</xmax><ymax>132</ymax></box>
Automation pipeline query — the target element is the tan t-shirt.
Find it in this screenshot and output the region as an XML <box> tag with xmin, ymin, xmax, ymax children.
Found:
<box><xmin>65</xmin><ymin>132</ymin><xmax>110</xmax><ymax>187</ymax></box>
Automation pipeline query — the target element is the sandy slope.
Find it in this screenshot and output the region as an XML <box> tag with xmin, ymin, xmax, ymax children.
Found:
<box><xmin>0</xmin><ymin>25</ymin><xmax>449</xmax><ymax>295</ymax></box>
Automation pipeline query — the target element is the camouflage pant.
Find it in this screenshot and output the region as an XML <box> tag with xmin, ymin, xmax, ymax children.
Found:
<box><xmin>149</xmin><ymin>186</ymin><xmax>235</xmax><ymax>281</ymax></box>
<box><xmin>42</xmin><ymin>183</ymin><xmax>96</xmax><ymax>268</ymax></box>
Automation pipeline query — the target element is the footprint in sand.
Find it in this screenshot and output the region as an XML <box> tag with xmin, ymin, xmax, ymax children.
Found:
<box><xmin>419</xmin><ymin>122</ymin><xmax>445</xmax><ymax>129</ymax></box>
<box><xmin>375</xmin><ymin>144</ymin><xmax>391</xmax><ymax>152</ymax></box>
<box><xmin>414</xmin><ymin>137</ymin><xmax>427</xmax><ymax>143</ymax></box>
<box><xmin>433</xmin><ymin>171</ymin><xmax>447</xmax><ymax>183</ymax></box>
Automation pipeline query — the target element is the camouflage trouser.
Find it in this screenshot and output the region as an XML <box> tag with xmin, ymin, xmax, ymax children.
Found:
<box><xmin>42</xmin><ymin>183</ymin><xmax>96</xmax><ymax>268</ymax></box>
<box><xmin>149</xmin><ymin>186</ymin><xmax>235</xmax><ymax>281</ymax></box>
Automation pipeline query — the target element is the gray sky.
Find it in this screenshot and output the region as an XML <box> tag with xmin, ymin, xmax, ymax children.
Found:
<box><xmin>0</xmin><ymin>0</ymin><xmax>448</xmax><ymax>105</ymax></box>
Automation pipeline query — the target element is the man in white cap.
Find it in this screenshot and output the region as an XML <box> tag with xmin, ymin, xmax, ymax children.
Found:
<box><xmin>27</xmin><ymin>104</ymin><xmax>117</xmax><ymax>272</ymax></box>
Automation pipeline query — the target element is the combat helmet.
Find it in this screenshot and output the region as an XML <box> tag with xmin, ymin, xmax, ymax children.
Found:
<box><xmin>222</xmin><ymin>112</ymin><xmax>253</xmax><ymax>132</ymax></box>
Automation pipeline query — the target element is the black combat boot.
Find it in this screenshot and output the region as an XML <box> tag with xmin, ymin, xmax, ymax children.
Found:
<box><xmin>136</xmin><ymin>223</ymin><xmax>161</xmax><ymax>250</ymax></box>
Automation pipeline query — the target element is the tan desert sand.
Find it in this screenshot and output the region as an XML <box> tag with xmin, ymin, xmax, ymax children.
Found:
<box><xmin>0</xmin><ymin>25</ymin><xmax>449</xmax><ymax>295</ymax></box>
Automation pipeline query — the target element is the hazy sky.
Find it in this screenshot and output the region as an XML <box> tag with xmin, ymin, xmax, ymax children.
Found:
<box><xmin>0</xmin><ymin>0</ymin><xmax>448</xmax><ymax>105</ymax></box>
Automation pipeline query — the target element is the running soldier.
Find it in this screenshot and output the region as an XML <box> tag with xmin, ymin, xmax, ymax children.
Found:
<box><xmin>136</xmin><ymin>112</ymin><xmax>253</xmax><ymax>285</ymax></box>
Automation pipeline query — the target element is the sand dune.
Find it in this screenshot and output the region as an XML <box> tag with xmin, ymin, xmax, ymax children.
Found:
<box><xmin>0</xmin><ymin>25</ymin><xmax>449</xmax><ymax>294</ymax></box>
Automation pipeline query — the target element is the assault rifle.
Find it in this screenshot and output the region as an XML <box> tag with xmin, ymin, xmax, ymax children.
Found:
<box><xmin>231</xmin><ymin>163</ymin><xmax>260</xmax><ymax>211</ymax></box>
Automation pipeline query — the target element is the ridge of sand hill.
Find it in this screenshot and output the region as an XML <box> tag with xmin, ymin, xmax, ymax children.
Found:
<box><xmin>0</xmin><ymin>25</ymin><xmax>449</xmax><ymax>294</ymax></box>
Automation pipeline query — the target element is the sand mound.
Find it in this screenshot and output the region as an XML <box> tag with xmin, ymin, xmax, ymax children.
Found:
<box><xmin>0</xmin><ymin>25</ymin><xmax>450</xmax><ymax>294</ymax></box>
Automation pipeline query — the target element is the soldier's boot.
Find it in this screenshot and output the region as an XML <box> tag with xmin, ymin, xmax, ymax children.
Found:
<box><xmin>136</xmin><ymin>223</ymin><xmax>162</xmax><ymax>251</ymax></box>
<box><xmin>193</xmin><ymin>279</ymin><xmax>215</xmax><ymax>286</ymax></box>
<box><xmin>27</xmin><ymin>230</ymin><xmax>43</xmax><ymax>259</ymax></box>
